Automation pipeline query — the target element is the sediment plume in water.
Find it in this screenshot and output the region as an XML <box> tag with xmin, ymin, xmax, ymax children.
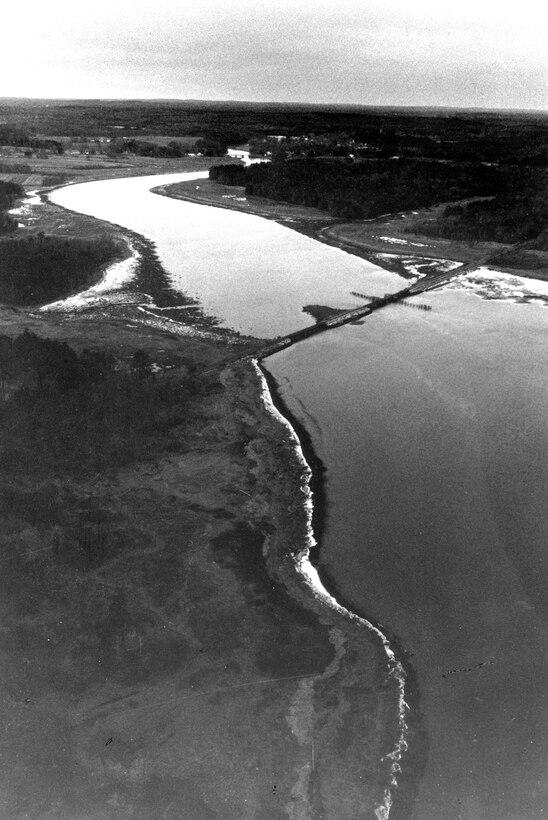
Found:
<box><xmin>253</xmin><ymin>359</ymin><xmax>409</xmax><ymax>820</ymax></box>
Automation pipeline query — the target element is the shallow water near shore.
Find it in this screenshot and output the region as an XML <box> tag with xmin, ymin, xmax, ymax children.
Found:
<box><xmin>48</xmin><ymin>171</ymin><xmax>548</xmax><ymax>818</ymax></box>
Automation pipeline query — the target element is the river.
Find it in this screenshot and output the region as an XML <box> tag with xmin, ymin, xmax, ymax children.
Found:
<box><xmin>49</xmin><ymin>172</ymin><xmax>402</xmax><ymax>336</ymax></box>
<box><xmin>50</xmin><ymin>173</ymin><xmax>548</xmax><ymax>819</ymax></box>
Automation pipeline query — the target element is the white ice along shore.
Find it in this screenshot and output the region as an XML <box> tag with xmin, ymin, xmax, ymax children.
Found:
<box><xmin>449</xmin><ymin>266</ymin><xmax>548</xmax><ymax>305</ymax></box>
<box><xmin>40</xmin><ymin>240</ymin><xmax>141</xmax><ymax>313</ymax></box>
<box><xmin>253</xmin><ymin>359</ymin><xmax>409</xmax><ymax>820</ymax></box>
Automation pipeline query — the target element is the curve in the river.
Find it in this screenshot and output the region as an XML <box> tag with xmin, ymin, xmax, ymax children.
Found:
<box><xmin>49</xmin><ymin>172</ymin><xmax>405</xmax><ymax>338</ymax></box>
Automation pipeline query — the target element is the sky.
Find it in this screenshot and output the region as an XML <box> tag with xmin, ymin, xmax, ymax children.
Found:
<box><xmin>2</xmin><ymin>0</ymin><xmax>546</xmax><ymax>109</ymax></box>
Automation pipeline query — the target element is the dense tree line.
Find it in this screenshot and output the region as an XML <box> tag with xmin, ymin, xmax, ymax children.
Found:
<box><xmin>0</xmin><ymin>234</ymin><xmax>121</xmax><ymax>305</ymax></box>
<box><xmin>409</xmin><ymin>169</ymin><xmax>547</xmax><ymax>244</ymax></box>
<box><xmin>1</xmin><ymin>102</ymin><xmax>545</xmax><ymax>165</ymax></box>
<box><xmin>0</xmin><ymin>331</ymin><xmax>197</xmax><ymax>475</ymax></box>
<box><xmin>0</xmin><ymin>180</ymin><xmax>24</xmax><ymax>210</ymax></box>
<box><xmin>108</xmin><ymin>136</ymin><xmax>227</xmax><ymax>158</ymax></box>
<box><xmin>238</xmin><ymin>158</ymin><xmax>507</xmax><ymax>219</ymax></box>
<box><xmin>0</xmin><ymin>180</ymin><xmax>24</xmax><ymax>235</ymax></box>
<box><xmin>0</xmin><ymin>125</ymin><xmax>63</xmax><ymax>153</ymax></box>
<box><xmin>0</xmin><ymin>214</ymin><xmax>17</xmax><ymax>234</ymax></box>
<box><xmin>209</xmin><ymin>164</ymin><xmax>247</xmax><ymax>185</ymax></box>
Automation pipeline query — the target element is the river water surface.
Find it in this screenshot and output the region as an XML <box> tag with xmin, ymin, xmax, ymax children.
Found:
<box><xmin>51</xmin><ymin>173</ymin><xmax>548</xmax><ymax>819</ymax></box>
<box><xmin>50</xmin><ymin>172</ymin><xmax>401</xmax><ymax>336</ymax></box>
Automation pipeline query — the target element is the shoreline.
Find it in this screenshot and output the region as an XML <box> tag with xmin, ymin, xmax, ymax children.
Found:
<box><xmin>37</xmin><ymin>185</ymin><xmax>246</xmax><ymax>336</ymax></box>
<box><xmin>223</xmin><ymin>359</ymin><xmax>411</xmax><ymax>817</ymax></box>
<box><xmin>154</xmin><ymin>178</ymin><xmax>547</xmax><ymax>286</ymax></box>
<box><xmin>151</xmin><ymin>179</ymin><xmax>410</xmax><ymax>277</ymax></box>
<box><xmin>255</xmin><ymin>357</ymin><xmax>425</xmax><ymax>820</ymax></box>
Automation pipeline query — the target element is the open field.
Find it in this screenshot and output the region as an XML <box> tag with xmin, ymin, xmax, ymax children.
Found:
<box><xmin>155</xmin><ymin>176</ymin><xmax>335</xmax><ymax>223</ymax></box>
<box><xmin>0</xmin><ymin>150</ymin><xmax>223</xmax><ymax>189</ymax></box>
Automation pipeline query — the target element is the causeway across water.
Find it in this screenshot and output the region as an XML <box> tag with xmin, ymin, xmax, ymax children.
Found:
<box><xmin>256</xmin><ymin>253</ymin><xmax>497</xmax><ymax>359</ymax></box>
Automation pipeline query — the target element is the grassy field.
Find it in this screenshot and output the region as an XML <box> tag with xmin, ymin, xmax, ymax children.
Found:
<box><xmin>154</xmin><ymin>176</ymin><xmax>334</xmax><ymax>223</ymax></box>
<box><xmin>0</xmin><ymin>150</ymin><xmax>222</xmax><ymax>189</ymax></box>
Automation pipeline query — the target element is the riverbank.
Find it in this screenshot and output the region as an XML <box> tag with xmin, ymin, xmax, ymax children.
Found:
<box><xmin>250</xmin><ymin>359</ymin><xmax>425</xmax><ymax>820</ymax></box>
<box><xmin>155</xmin><ymin>178</ymin><xmax>547</xmax><ymax>283</ymax></box>
<box><xmin>7</xmin><ymin>174</ymin><xmax>237</xmax><ymax>331</ymax></box>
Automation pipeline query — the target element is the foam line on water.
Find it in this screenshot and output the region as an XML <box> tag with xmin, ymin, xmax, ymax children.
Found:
<box><xmin>253</xmin><ymin>359</ymin><xmax>409</xmax><ymax>819</ymax></box>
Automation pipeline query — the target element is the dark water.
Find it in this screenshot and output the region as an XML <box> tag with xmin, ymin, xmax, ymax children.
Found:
<box><xmin>266</xmin><ymin>291</ymin><xmax>548</xmax><ymax>820</ymax></box>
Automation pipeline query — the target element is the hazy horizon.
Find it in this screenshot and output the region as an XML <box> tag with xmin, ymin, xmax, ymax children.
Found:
<box><xmin>2</xmin><ymin>0</ymin><xmax>546</xmax><ymax>111</ymax></box>
<box><xmin>1</xmin><ymin>96</ymin><xmax>546</xmax><ymax>115</ymax></box>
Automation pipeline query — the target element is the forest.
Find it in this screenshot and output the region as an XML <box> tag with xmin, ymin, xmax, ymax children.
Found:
<box><xmin>0</xmin><ymin>125</ymin><xmax>64</xmax><ymax>154</ymax></box>
<box><xmin>0</xmin><ymin>331</ymin><xmax>198</xmax><ymax>477</ymax></box>
<box><xmin>232</xmin><ymin>158</ymin><xmax>507</xmax><ymax>220</ymax></box>
<box><xmin>210</xmin><ymin>152</ymin><xmax>546</xmax><ymax>245</ymax></box>
<box><xmin>108</xmin><ymin>136</ymin><xmax>227</xmax><ymax>157</ymax></box>
<box><xmin>209</xmin><ymin>164</ymin><xmax>247</xmax><ymax>186</ymax></box>
<box><xmin>0</xmin><ymin>233</ymin><xmax>121</xmax><ymax>304</ymax></box>
<box><xmin>1</xmin><ymin>99</ymin><xmax>546</xmax><ymax>165</ymax></box>
<box><xmin>0</xmin><ymin>180</ymin><xmax>25</xmax><ymax>235</ymax></box>
<box><xmin>408</xmin><ymin>168</ymin><xmax>547</xmax><ymax>244</ymax></box>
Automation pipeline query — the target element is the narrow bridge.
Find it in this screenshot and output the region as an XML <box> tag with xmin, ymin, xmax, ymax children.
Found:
<box><xmin>256</xmin><ymin>254</ymin><xmax>495</xmax><ymax>360</ymax></box>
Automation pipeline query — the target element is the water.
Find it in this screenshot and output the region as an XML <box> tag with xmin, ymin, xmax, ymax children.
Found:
<box><xmin>50</xmin><ymin>172</ymin><xmax>401</xmax><ymax>337</ymax></box>
<box><xmin>48</xmin><ymin>173</ymin><xmax>548</xmax><ymax>818</ymax></box>
<box><xmin>266</xmin><ymin>291</ymin><xmax>548</xmax><ymax>819</ymax></box>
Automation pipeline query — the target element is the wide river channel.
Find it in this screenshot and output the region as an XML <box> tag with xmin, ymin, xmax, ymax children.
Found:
<box><xmin>50</xmin><ymin>172</ymin><xmax>548</xmax><ymax>820</ymax></box>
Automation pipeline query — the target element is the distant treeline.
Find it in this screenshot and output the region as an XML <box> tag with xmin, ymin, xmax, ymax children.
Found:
<box><xmin>108</xmin><ymin>136</ymin><xmax>227</xmax><ymax>158</ymax></box>
<box><xmin>0</xmin><ymin>125</ymin><xmax>63</xmax><ymax>153</ymax></box>
<box><xmin>0</xmin><ymin>331</ymin><xmax>198</xmax><ymax>475</ymax></box>
<box><xmin>0</xmin><ymin>180</ymin><xmax>24</xmax><ymax>210</ymax></box>
<box><xmin>217</xmin><ymin>158</ymin><xmax>507</xmax><ymax>220</ymax></box>
<box><xmin>0</xmin><ymin>234</ymin><xmax>121</xmax><ymax>305</ymax></box>
<box><xmin>409</xmin><ymin>169</ymin><xmax>547</xmax><ymax>244</ymax></box>
<box><xmin>209</xmin><ymin>164</ymin><xmax>247</xmax><ymax>185</ymax></box>
<box><xmin>1</xmin><ymin>101</ymin><xmax>546</xmax><ymax>166</ymax></box>
<box><xmin>0</xmin><ymin>180</ymin><xmax>25</xmax><ymax>235</ymax></box>
<box><xmin>247</xmin><ymin>130</ymin><xmax>548</xmax><ymax>166</ymax></box>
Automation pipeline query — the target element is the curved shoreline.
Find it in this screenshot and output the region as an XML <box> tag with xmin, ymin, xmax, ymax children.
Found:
<box><xmin>254</xmin><ymin>358</ymin><xmax>411</xmax><ymax>819</ymax></box>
